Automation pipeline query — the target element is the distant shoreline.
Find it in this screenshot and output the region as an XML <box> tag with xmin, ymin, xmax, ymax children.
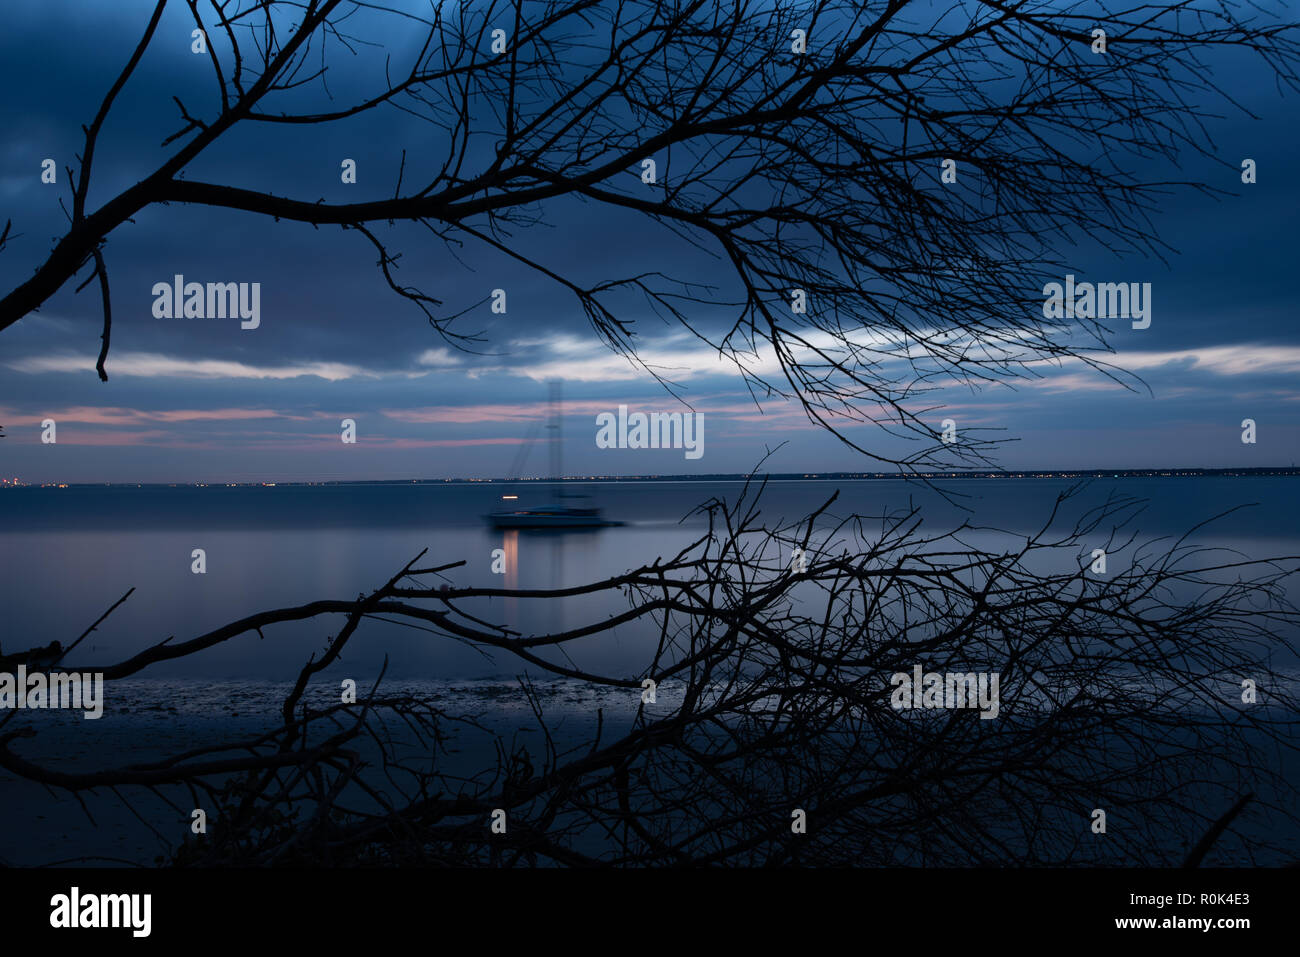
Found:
<box><xmin>6</xmin><ymin>467</ymin><xmax>1299</xmax><ymax>489</ymax></box>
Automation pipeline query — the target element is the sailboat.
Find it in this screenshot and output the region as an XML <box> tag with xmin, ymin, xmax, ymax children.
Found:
<box><xmin>485</xmin><ymin>382</ymin><xmax>623</xmax><ymax>529</ymax></box>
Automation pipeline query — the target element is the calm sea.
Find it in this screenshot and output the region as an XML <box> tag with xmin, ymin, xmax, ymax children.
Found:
<box><xmin>2</xmin><ymin>477</ymin><xmax>1298</xmax><ymax>866</ymax></box>
<box><xmin>1</xmin><ymin>477</ymin><xmax>1296</xmax><ymax>680</ymax></box>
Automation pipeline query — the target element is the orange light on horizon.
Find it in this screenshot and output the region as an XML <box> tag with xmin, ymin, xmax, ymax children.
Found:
<box><xmin>501</xmin><ymin>494</ymin><xmax>518</xmax><ymax>500</ymax></box>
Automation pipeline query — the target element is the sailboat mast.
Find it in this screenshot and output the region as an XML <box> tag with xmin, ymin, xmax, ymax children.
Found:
<box><xmin>548</xmin><ymin>380</ymin><xmax>562</xmax><ymax>482</ymax></box>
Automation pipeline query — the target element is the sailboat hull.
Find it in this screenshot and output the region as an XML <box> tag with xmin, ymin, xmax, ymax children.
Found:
<box><xmin>489</xmin><ymin>383</ymin><xmax>623</xmax><ymax>528</ymax></box>
<box><xmin>486</xmin><ymin>505</ymin><xmax>623</xmax><ymax>528</ymax></box>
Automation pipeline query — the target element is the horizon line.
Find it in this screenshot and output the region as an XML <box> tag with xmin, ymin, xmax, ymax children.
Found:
<box><xmin>4</xmin><ymin>465</ymin><xmax>1299</xmax><ymax>488</ymax></box>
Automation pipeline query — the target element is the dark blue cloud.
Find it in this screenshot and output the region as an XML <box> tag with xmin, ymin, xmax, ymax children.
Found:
<box><xmin>2</xmin><ymin>1</ymin><xmax>1298</xmax><ymax>481</ymax></box>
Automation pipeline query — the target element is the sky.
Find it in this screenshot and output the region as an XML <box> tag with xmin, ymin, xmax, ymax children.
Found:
<box><xmin>1</xmin><ymin>0</ymin><xmax>1298</xmax><ymax>484</ymax></box>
